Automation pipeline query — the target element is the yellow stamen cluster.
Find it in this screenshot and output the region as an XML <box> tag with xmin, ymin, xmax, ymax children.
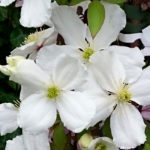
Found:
<box><xmin>117</xmin><ymin>85</ymin><xmax>131</xmax><ymax>102</ymax></box>
<box><xmin>82</xmin><ymin>48</ymin><xmax>94</xmax><ymax>61</ymax></box>
<box><xmin>24</xmin><ymin>32</ymin><xmax>39</xmax><ymax>45</ymax></box>
<box><xmin>47</xmin><ymin>86</ymin><xmax>60</xmax><ymax>99</ymax></box>
<box><xmin>95</xmin><ymin>143</ymin><xmax>106</xmax><ymax>150</ymax></box>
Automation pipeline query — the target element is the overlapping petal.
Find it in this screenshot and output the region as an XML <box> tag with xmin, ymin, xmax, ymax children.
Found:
<box><xmin>110</xmin><ymin>102</ymin><xmax>146</xmax><ymax>149</ymax></box>
<box><xmin>52</xmin><ymin>6</ymin><xmax>88</xmax><ymax>48</ymax></box>
<box><xmin>107</xmin><ymin>46</ymin><xmax>145</xmax><ymax>83</ymax></box>
<box><xmin>57</xmin><ymin>91</ymin><xmax>95</xmax><ymax>133</ymax></box>
<box><xmin>94</xmin><ymin>2</ymin><xmax>126</xmax><ymax>50</ymax></box>
<box><xmin>0</xmin><ymin>0</ymin><xmax>15</xmax><ymax>6</ymax></box>
<box><xmin>5</xmin><ymin>136</ymin><xmax>25</xmax><ymax>150</ymax></box>
<box><xmin>90</xmin><ymin>51</ymin><xmax>125</xmax><ymax>93</ymax></box>
<box><xmin>130</xmin><ymin>66</ymin><xmax>150</xmax><ymax>106</ymax></box>
<box><xmin>52</xmin><ymin>55</ymin><xmax>86</xmax><ymax>90</ymax></box>
<box><xmin>18</xmin><ymin>94</ymin><xmax>57</xmax><ymax>133</ymax></box>
<box><xmin>10</xmin><ymin>59</ymin><xmax>50</xmax><ymax>90</ymax></box>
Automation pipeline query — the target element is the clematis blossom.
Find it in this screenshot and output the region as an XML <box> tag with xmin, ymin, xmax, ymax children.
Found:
<box><xmin>4</xmin><ymin>55</ymin><xmax>95</xmax><ymax>133</ymax></box>
<box><xmin>51</xmin><ymin>2</ymin><xmax>126</xmax><ymax>64</ymax></box>
<box><xmin>11</xmin><ymin>27</ymin><xmax>57</xmax><ymax>60</ymax></box>
<box><xmin>0</xmin><ymin>103</ymin><xmax>50</xmax><ymax>150</ymax></box>
<box><xmin>47</xmin><ymin>2</ymin><xmax>145</xmax><ymax>82</ymax></box>
<box><xmin>0</xmin><ymin>0</ymin><xmax>52</xmax><ymax>27</ymax></box>
<box><xmin>87</xmin><ymin>51</ymin><xmax>150</xmax><ymax>149</ymax></box>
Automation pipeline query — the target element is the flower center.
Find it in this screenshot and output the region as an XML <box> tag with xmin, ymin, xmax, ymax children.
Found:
<box><xmin>24</xmin><ymin>32</ymin><xmax>39</xmax><ymax>45</ymax></box>
<box><xmin>82</xmin><ymin>48</ymin><xmax>94</xmax><ymax>61</ymax></box>
<box><xmin>117</xmin><ymin>85</ymin><xmax>131</xmax><ymax>102</ymax></box>
<box><xmin>95</xmin><ymin>143</ymin><xmax>106</xmax><ymax>150</ymax></box>
<box><xmin>46</xmin><ymin>86</ymin><xmax>60</xmax><ymax>99</ymax></box>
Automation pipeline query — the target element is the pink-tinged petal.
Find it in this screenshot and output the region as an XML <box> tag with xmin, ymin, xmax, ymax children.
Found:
<box><xmin>141</xmin><ymin>106</ymin><xmax>150</xmax><ymax>120</ymax></box>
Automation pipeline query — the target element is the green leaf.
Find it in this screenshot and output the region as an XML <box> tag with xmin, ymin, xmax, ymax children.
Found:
<box><xmin>87</xmin><ymin>0</ymin><xmax>105</xmax><ymax>37</ymax></box>
<box><xmin>55</xmin><ymin>0</ymin><xmax>69</xmax><ymax>5</ymax></box>
<box><xmin>145</xmin><ymin>121</ymin><xmax>150</xmax><ymax>144</ymax></box>
<box><xmin>123</xmin><ymin>4</ymin><xmax>147</xmax><ymax>20</ymax></box>
<box><xmin>143</xmin><ymin>143</ymin><xmax>150</xmax><ymax>150</ymax></box>
<box><xmin>69</xmin><ymin>0</ymin><xmax>88</xmax><ymax>6</ymax></box>
<box><xmin>102</xmin><ymin>118</ymin><xmax>112</xmax><ymax>138</ymax></box>
<box><xmin>103</xmin><ymin>0</ymin><xmax>125</xmax><ymax>4</ymax></box>
<box><xmin>53</xmin><ymin>125</ymin><xmax>68</xmax><ymax>150</ymax></box>
<box><xmin>10</xmin><ymin>28</ymin><xmax>26</xmax><ymax>48</ymax></box>
<box><xmin>0</xmin><ymin>8</ymin><xmax>8</xmax><ymax>22</ymax></box>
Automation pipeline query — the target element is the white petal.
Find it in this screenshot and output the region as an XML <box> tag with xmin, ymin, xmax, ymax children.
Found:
<box><xmin>20</xmin><ymin>85</ymin><xmax>40</xmax><ymax>100</ymax></box>
<box><xmin>88</xmin><ymin>90</ymin><xmax>116</xmax><ymax>127</ymax></box>
<box><xmin>90</xmin><ymin>50</ymin><xmax>125</xmax><ymax>93</ymax></box>
<box><xmin>108</xmin><ymin>46</ymin><xmax>144</xmax><ymax>83</ymax></box>
<box><xmin>5</xmin><ymin>136</ymin><xmax>25</xmax><ymax>150</ymax></box>
<box><xmin>130</xmin><ymin>66</ymin><xmax>150</xmax><ymax>106</ymax></box>
<box><xmin>52</xmin><ymin>6</ymin><xmax>87</xmax><ymax>48</ymax></box>
<box><xmin>36</xmin><ymin>45</ymin><xmax>75</xmax><ymax>75</ymax></box>
<box><xmin>88</xmin><ymin>137</ymin><xmax>119</xmax><ymax>150</ymax></box>
<box><xmin>23</xmin><ymin>130</ymin><xmax>50</xmax><ymax>150</ymax></box>
<box><xmin>0</xmin><ymin>0</ymin><xmax>15</xmax><ymax>6</ymax></box>
<box><xmin>141</xmin><ymin>47</ymin><xmax>150</xmax><ymax>57</ymax></box>
<box><xmin>94</xmin><ymin>2</ymin><xmax>126</xmax><ymax>50</ymax></box>
<box><xmin>18</xmin><ymin>94</ymin><xmax>57</xmax><ymax>133</ymax></box>
<box><xmin>11</xmin><ymin>42</ymin><xmax>37</xmax><ymax>58</ymax></box>
<box><xmin>53</xmin><ymin>55</ymin><xmax>86</xmax><ymax>90</ymax></box>
<box><xmin>20</xmin><ymin>0</ymin><xmax>51</xmax><ymax>27</ymax></box>
<box><xmin>110</xmin><ymin>102</ymin><xmax>146</xmax><ymax>149</ymax></box>
<box><xmin>57</xmin><ymin>91</ymin><xmax>95</xmax><ymax>133</ymax></box>
<box><xmin>10</xmin><ymin>59</ymin><xmax>50</xmax><ymax>90</ymax></box>
<box><xmin>141</xmin><ymin>25</ymin><xmax>150</xmax><ymax>47</ymax></box>
<box><xmin>40</xmin><ymin>27</ymin><xmax>57</xmax><ymax>46</ymax></box>
<box><xmin>0</xmin><ymin>103</ymin><xmax>18</xmax><ymax>136</ymax></box>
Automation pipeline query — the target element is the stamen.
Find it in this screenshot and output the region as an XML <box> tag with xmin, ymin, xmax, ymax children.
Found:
<box><xmin>82</xmin><ymin>47</ymin><xmax>94</xmax><ymax>61</ymax></box>
<box><xmin>13</xmin><ymin>100</ymin><xmax>21</xmax><ymax>109</ymax></box>
<box><xmin>117</xmin><ymin>85</ymin><xmax>131</xmax><ymax>102</ymax></box>
<box><xmin>95</xmin><ymin>143</ymin><xmax>106</xmax><ymax>150</ymax></box>
<box><xmin>46</xmin><ymin>86</ymin><xmax>60</xmax><ymax>99</ymax></box>
<box><xmin>24</xmin><ymin>32</ymin><xmax>39</xmax><ymax>45</ymax></box>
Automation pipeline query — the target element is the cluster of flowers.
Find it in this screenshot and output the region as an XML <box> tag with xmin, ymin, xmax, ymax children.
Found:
<box><xmin>0</xmin><ymin>0</ymin><xmax>150</xmax><ymax>150</ymax></box>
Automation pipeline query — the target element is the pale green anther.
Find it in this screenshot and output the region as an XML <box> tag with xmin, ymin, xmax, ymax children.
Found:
<box><xmin>117</xmin><ymin>85</ymin><xmax>131</xmax><ymax>102</ymax></box>
<box><xmin>6</xmin><ymin>56</ymin><xmax>24</xmax><ymax>67</ymax></box>
<box><xmin>47</xmin><ymin>86</ymin><xmax>60</xmax><ymax>99</ymax></box>
<box><xmin>95</xmin><ymin>143</ymin><xmax>107</xmax><ymax>150</ymax></box>
<box><xmin>82</xmin><ymin>48</ymin><xmax>94</xmax><ymax>61</ymax></box>
<box><xmin>24</xmin><ymin>32</ymin><xmax>39</xmax><ymax>44</ymax></box>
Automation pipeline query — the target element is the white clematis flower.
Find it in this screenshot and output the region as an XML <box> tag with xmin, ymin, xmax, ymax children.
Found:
<box><xmin>11</xmin><ymin>27</ymin><xmax>57</xmax><ymax>60</ymax></box>
<box><xmin>88</xmin><ymin>51</ymin><xmax>150</xmax><ymax>149</ymax></box>
<box><xmin>0</xmin><ymin>0</ymin><xmax>52</xmax><ymax>27</ymax></box>
<box><xmin>8</xmin><ymin>55</ymin><xmax>95</xmax><ymax>133</ymax></box>
<box><xmin>49</xmin><ymin>2</ymin><xmax>144</xmax><ymax>82</ymax></box>
<box><xmin>51</xmin><ymin>2</ymin><xmax>126</xmax><ymax>63</ymax></box>
<box><xmin>78</xmin><ymin>134</ymin><xmax>118</xmax><ymax>150</ymax></box>
<box><xmin>0</xmin><ymin>102</ymin><xmax>50</xmax><ymax>150</ymax></box>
